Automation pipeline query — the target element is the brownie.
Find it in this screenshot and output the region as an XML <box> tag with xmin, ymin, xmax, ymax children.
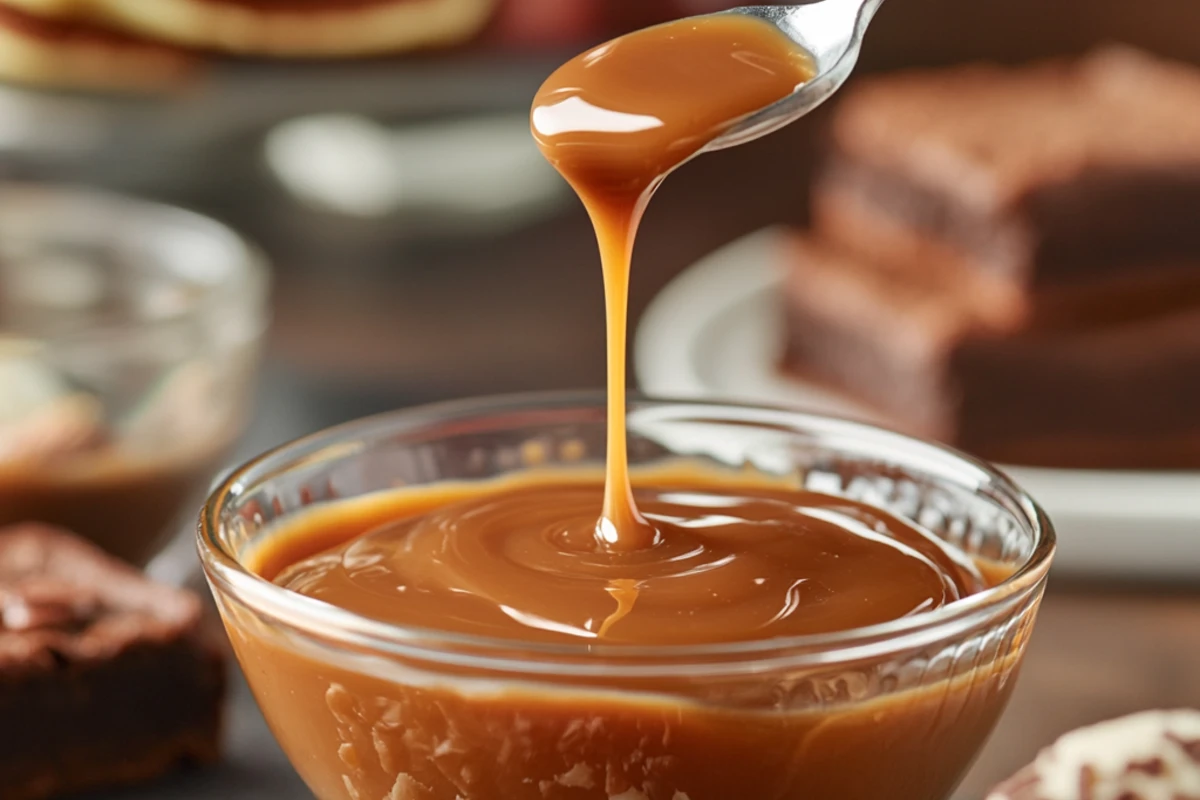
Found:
<box><xmin>0</xmin><ymin>524</ymin><xmax>224</xmax><ymax>800</ymax></box>
<box><xmin>817</xmin><ymin>46</ymin><xmax>1200</xmax><ymax>288</ymax></box>
<box><xmin>812</xmin><ymin>170</ymin><xmax>1200</xmax><ymax>328</ymax></box>
<box><xmin>779</xmin><ymin>232</ymin><xmax>1200</xmax><ymax>468</ymax></box>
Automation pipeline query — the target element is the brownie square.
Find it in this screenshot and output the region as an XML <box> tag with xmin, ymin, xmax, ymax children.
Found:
<box><xmin>0</xmin><ymin>525</ymin><xmax>224</xmax><ymax>800</ymax></box>
<box><xmin>779</xmin><ymin>232</ymin><xmax>1200</xmax><ymax>468</ymax></box>
<box><xmin>816</xmin><ymin>46</ymin><xmax>1200</xmax><ymax>289</ymax></box>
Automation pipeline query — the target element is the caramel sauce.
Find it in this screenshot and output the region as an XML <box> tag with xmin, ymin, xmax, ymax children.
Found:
<box><xmin>222</xmin><ymin>14</ymin><xmax>1033</xmax><ymax>800</ymax></box>
<box><xmin>531</xmin><ymin>14</ymin><xmax>814</xmax><ymax>550</ymax></box>
<box><xmin>256</xmin><ymin>468</ymin><xmax>986</xmax><ymax>646</ymax></box>
<box><xmin>256</xmin><ymin>15</ymin><xmax>849</xmax><ymax>647</ymax></box>
<box><xmin>227</xmin><ymin>607</ymin><xmax>1024</xmax><ymax>800</ymax></box>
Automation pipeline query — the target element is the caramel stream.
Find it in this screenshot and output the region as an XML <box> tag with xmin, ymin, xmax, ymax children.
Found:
<box><xmin>258</xmin><ymin>15</ymin><xmax>989</xmax><ymax>647</ymax></box>
<box><xmin>530</xmin><ymin>14</ymin><xmax>815</xmax><ymax>552</ymax></box>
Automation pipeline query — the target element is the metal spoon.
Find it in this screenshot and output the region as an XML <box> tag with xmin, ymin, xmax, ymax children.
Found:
<box><xmin>705</xmin><ymin>0</ymin><xmax>885</xmax><ymax>152</ymax></box>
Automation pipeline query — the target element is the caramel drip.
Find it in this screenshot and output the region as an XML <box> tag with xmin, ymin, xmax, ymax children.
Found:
<box><xmin>531</xmin><ymin>15</ymin><xmax>815</xmax><ymax>551</ymax></box>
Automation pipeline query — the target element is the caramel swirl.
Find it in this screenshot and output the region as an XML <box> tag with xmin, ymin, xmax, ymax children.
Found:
<box><xmin>273</xmin><ymin>477</ymin><xmax>983</xmax><ymax>645</ymax></box>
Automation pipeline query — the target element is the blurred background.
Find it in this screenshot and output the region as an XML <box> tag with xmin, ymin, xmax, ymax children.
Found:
<box><xmin>0</xmin><ymin>0</ymin><xmax>1197</xmax><ymax>797</ymax></box>
<box><xmin>4</xmin><ymin>0</ymin><xmax>1198</xmax><ymax>434</ymax></box>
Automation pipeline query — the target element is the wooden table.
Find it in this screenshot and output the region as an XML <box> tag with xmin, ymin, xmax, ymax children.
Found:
<box><xmin>960</xmin><ymin>586</ymin><xmax>1200</xmax><ymax>795</ymax></box>
<box><xmin>203</xmin><ymin>119</ymin><xmax>1200</xmax><ymax>799</ymax></box>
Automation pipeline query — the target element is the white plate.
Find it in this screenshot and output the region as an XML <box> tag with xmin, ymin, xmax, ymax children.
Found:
<box><xmin>635</xmin><ymin>227</ymin><xmax>1200</xmax><ymax>579</ymax></box>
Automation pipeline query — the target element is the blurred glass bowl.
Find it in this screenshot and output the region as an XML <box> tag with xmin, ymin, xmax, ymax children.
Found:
<box><xmin>0</xmin><ymin>184</ymin><xmax>269</xmax><ymax>566</ymax></box>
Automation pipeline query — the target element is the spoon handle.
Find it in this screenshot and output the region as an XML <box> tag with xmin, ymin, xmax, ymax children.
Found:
<box><xmin>705</xmin><ymin>0</ymin><xmax>885</xmax><ymax>152</ymax></box>
<box><xmin>778</xmin><ymin>0</ymin><xmax>883</xmax><ymax>65</ymax></box>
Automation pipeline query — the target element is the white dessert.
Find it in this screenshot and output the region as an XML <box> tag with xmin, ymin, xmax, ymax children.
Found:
<box><xmin>989</xmin><ymin>710</ymin><xmax>1200</xmax><ymax>800</ymax></box>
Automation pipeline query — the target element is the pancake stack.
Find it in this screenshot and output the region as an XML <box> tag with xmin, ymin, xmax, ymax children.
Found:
<box><xmin>0</xmin><ymin>0</ymin><xmax>496</xmax><ymax>88</ymax></box>
<box><xmin>781</xmin><ymin>46</ymin><xmax>1200</xmax><ymax>469</ymax></box>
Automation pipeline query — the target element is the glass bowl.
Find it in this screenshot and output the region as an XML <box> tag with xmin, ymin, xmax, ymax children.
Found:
<box><xmin>200</xmin><ymin>392</ymin><xmax>1054</xmax><ymax>800</ymax></box>
<box><xmin>0</xmin><ymin>183</ymin><xmax>269</xmax><ymax>565</ymax></box>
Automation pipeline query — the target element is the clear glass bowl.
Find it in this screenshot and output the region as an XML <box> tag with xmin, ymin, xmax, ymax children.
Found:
<box><xmin>200</xmin><ymin>392</ymin><xmax>1055</xmax><ymax>800</ymax></box>
<box><xmin>0</xmin><ymin>183</ymin><xmax>269</xmax><ymax>565</ymax></box>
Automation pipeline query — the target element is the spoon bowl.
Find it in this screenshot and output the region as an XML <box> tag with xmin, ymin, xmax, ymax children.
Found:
<box><xmin>705</xmin><ymin>0</ymin><xmax>885</xmax><ymax>152</ymax></box>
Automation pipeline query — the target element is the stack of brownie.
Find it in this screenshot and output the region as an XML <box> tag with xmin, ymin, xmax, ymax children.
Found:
<box><xmin>782</xmin><ymin>46</ymin><xmax>1200</xmax><ymax>469</ymax></box>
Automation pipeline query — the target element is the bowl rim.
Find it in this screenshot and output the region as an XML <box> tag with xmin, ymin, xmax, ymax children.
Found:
<box><xmin>0</xmin><ymin>181</ymin><xmax>271</xmax><ymax>347</ymax></box>
<box><xmin>199</xmin><ymin>390</ymin><xmax>1055</xmax><ymax>676</ymax></box>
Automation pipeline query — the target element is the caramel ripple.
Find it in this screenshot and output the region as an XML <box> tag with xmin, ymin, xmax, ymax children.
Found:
<box><xmin>275</xmin><ymin>480</ymin><xmax>984</xmax><ymax>646</ymax></box>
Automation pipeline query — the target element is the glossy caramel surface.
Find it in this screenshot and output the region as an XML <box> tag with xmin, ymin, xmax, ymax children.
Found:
<box><xmin>531</xmin><ymin>15</ymin><xmax>815</xmax><ymax>200</ymax></box>
<box><xmin>259</xmin><ymin>470</ymin><xmax>986</xmax><ymax>645</ymax></box>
